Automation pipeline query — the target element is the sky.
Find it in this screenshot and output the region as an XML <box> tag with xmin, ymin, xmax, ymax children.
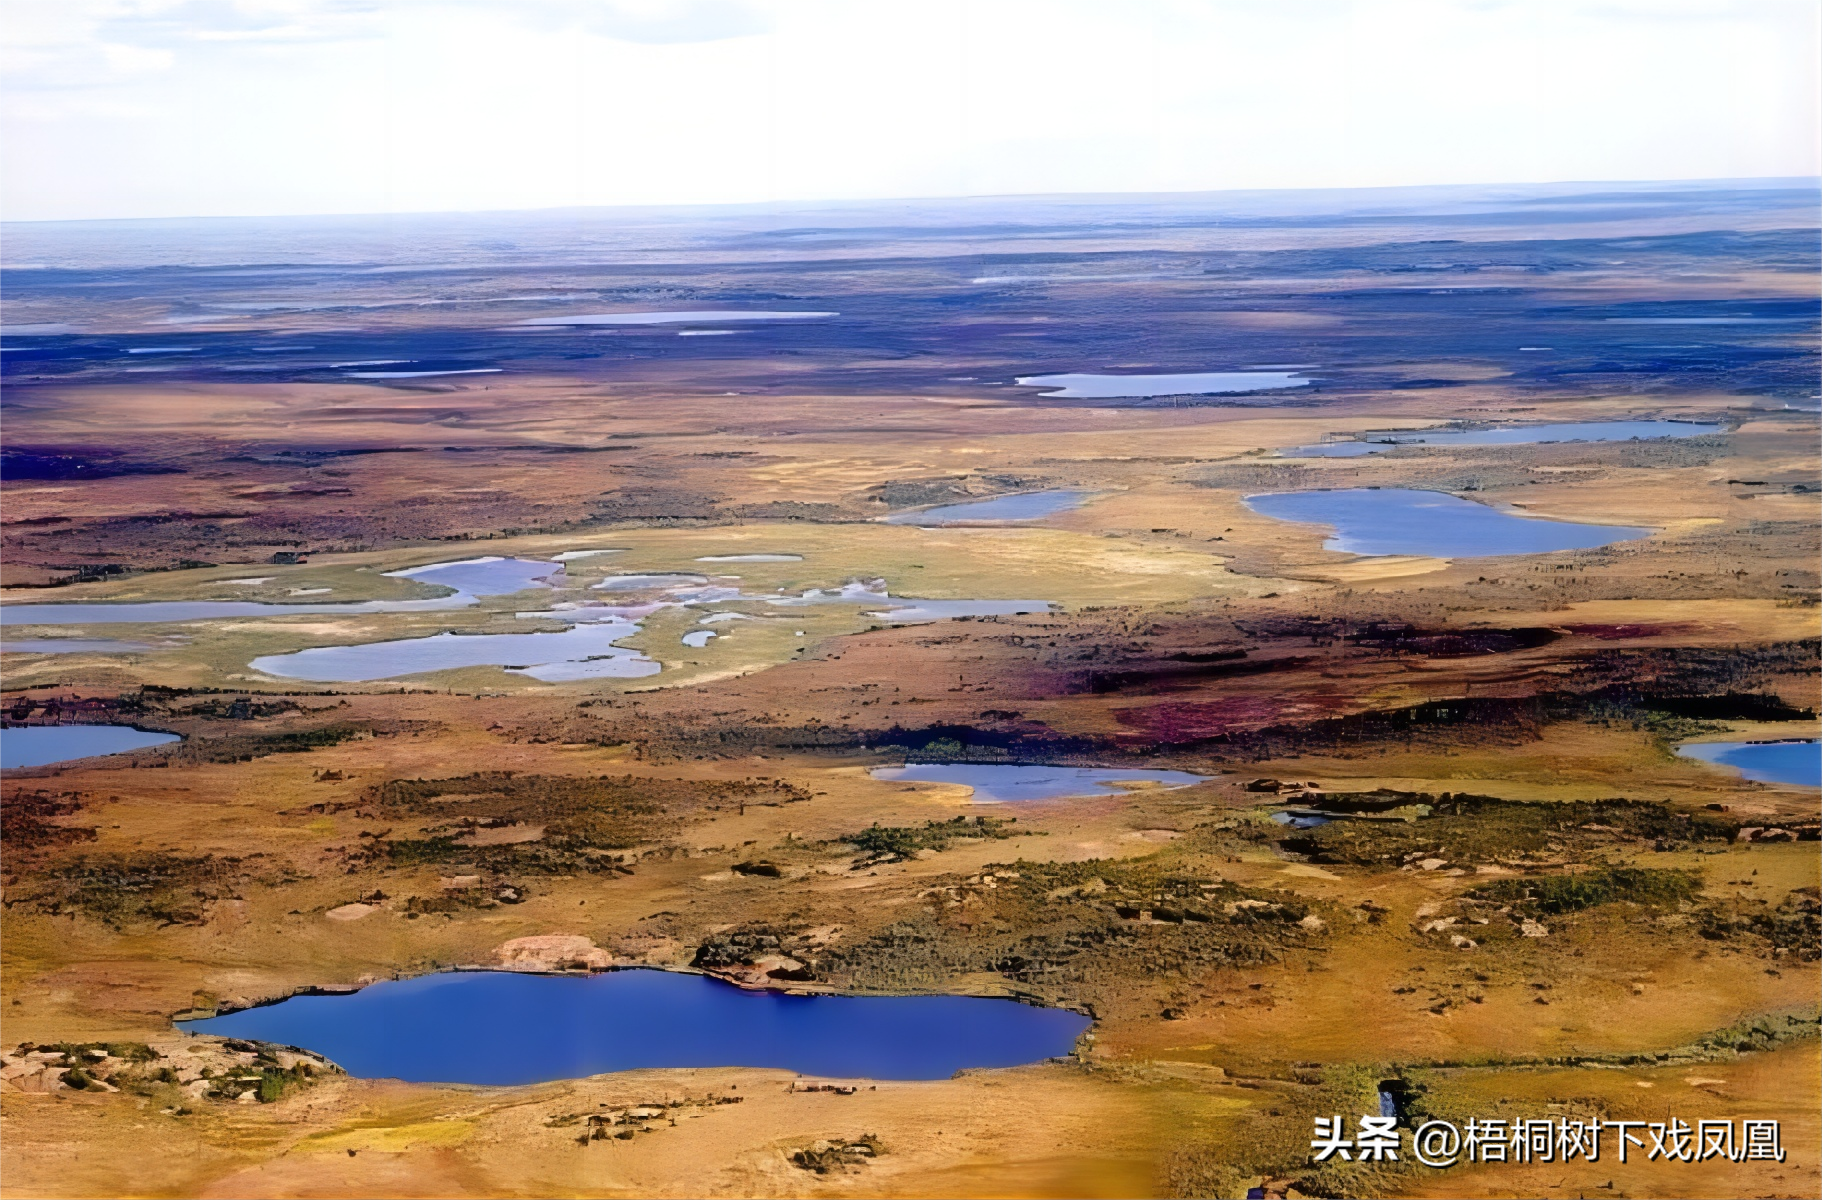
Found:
<box><xmin>3</xmin><ymin>0</ymin><xmax>1818</xmax><ymax>222</ymax></box>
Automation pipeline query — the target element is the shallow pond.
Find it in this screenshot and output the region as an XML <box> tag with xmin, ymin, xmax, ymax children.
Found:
<box><xmin>0</xmin><ymin>558</ymin><xmax>564</xmax><ymax>628</ymax></box>
<box><xmin>867</xmin><ymin>599</ymin><xmax>1056</xmax><ymax>623</ymax></box>
<box><xmin>594</xmin><ymin>574</ymin><xmax>711</xmax><ymax>591</ymax></box>
<box><xmin>518</xmin><ymin>311</ymin><xmax>836</xmax><ymax>326</ymax></box>
<box><xmin>178</xmin><ymin>969</ymin><xmax>1088</xmax><ymax>1085</ymax></box>
<box><xmin>2</xmin><ymin>725</ymin><xmax>180</xmax><ymax>769</ymax></box>
<box><xmin>695</xmin><ymin>554</ymin><xmax>803</xmax><ymax>562</ymax></box>
<box><xmin>1</xmin><ymin>638</ymin><xmax>156</xmax><ymax>654</ymax></box>
<box><xmin>1242</xmin><ymin>489</ymin><xmax>1653</xmax><ymax>558</ymax></box>
<box><xmin>0</xmin><ymin>595</ymin><xmax>480</xmax><ymax>626</ymax></box>
<box><xmin>885</xmin><ymin>490</ymin><xmax>1091</xmax><ymax>525</ymax></box>
<box><xmin>1282</xmin><ymin>420</ymin><xmax>1723</xmax><ymax>457</ymax></box>
<box><xmin>343</xmin><ymin>367</ymin><xmax>502</xmax><ymax>379</ymax></box>
<box><xmin>385</xmin><ymin>557</ymin><xmax>562</xmax><ymax>595</ymax></box>
<box><xmin>250</xmin><ymin>622</ymin><xmax>656</xmax><ymax>683</ymax></box>
<box><xmin>763</xmin><ymin>582</ymin><xmax>1056</xmax><ymax>624</ymax></box>
<box><xmin>1676</xmin><ymin>740</ymin><xmax>1819</xmax><ymax>787</ymax></box>
<box><xmin>1015</xmin><ymin>372</ymin><xmax>1309</xmax><ymax>399</ymax></box>
<box><xmin>871</xmin><ymin>763</ymin><xmax>1210</xmax><ymax>802</ymax></box>
<box><xmin>1270</xmin><ymin>811</ymin><xmax>1332</xmax><ymax>829</ymax></box>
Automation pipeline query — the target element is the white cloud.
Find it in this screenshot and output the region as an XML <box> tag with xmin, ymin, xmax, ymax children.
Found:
<box><xmin>541</xmin><ymin>0</ymin><xmax>771</xmax><ymax>43</ymax></box>
<box><xmin>1</xmin><ymin>0</ymin><xmax>1816</xmax><ymax>220</ymax></box>
<box><xmin>100</xmin><ymin>41</ymin><xmax>176</xmax><ymax>71</ymax></box>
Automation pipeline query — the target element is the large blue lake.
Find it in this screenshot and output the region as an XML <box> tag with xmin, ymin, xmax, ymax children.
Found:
<box><xmin>1283</xmin><ymin>420</ymin><xmax>1723</xmax><ymax>457</ymax></box>
<box><xmin>179</xmin><ymin>969</ymin><xmax>1089</xmax><ymax>1085</ymax></box>
<box><xmin>872</xmin><ymin>763</ymin><xmax>1210</xmax><ymax>801</ymax></box>
<box><xmin>2</xmin><ymin>725</ymin><xmax>180</xmax><ymax>769</ymax></box>
<box><xmin>1016</xmin><ymin>371</ymin><xmax>1308</xmax><ymax>399</ymax></box>
<box><xmin>1676</xmin><ymin>740</ymin><xmax>1820</xmax><ymax>787</ymax></box>
<box><xmin>1243</xmin><ymin>489</ymin><xmax>1653</xmax><ymax>557</ymax></box>
<box><xmin>885</xmin><ymin>490</ymin><xmax>1091</xmax><ymax>525</ymax></box>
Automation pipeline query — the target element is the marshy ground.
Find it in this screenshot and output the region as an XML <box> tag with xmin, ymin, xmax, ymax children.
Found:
<box><xmin>2</xmin><ymin>183</ymin><xmax>1817</xmax><ymax>1198</ymax></box>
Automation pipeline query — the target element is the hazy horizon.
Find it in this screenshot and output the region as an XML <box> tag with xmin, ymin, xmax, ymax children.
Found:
<box><xmin>6</xmin><ymin>0</ymin><xmax>1817</xmax><ymax>223</ymax></box>
<box><xmin>3</xmin><ymin>173</ymin><xmax>1819</xmax><ymax>230</ymax></box>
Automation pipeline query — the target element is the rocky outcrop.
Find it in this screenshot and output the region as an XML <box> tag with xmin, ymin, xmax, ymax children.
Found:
<box><xmin>491</xmin><ymin>934</ymin><xmax>615</xmax><ymax>972</ymax></box>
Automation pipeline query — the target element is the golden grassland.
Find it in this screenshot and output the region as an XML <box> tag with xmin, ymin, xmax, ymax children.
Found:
<box><xmin>2</xmin><ymin>369</ymin><xmax>1817</xmax><ymax>1198</ymax></box>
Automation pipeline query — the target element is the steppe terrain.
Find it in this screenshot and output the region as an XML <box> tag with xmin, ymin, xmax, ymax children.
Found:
<box><xmin>2</xmin><ymin>182</ymin><xmax>1817</xmax><ymax>1198</ymax></box>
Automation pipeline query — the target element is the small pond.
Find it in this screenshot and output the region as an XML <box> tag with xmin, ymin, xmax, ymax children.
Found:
<box><xmin>1271</xmin><ymin>811</ymin><xmax>1332</xmax><ymax>829</ymax></box>
<box><xmin>343</xmin><ymin>368</ymin><xmax>502</xmax><ymax>379</ymax></box>
<box><xmin>1242</xmin><ymin>489</ymin><xmax>1653</xmax><ymax>558</ymax></box>
<box><xmin>1</xmin><ymin>638</ymin><xmax>156</xmax><ymax>654</ymax></box>
<box><xmin>1676</xmin><ymin>740</ymin><xmax>1820</xmax><ymax>787</ymax></box>
<box><xmin>0</xmin><ymin>594</ymin><xmax>480</xmax><ymax>626</ymax></box>
<box><xmin>1015</xmin><ymin>372</ymin><xmax>1309</xmax><ymax>399</ymax></box>
<box><xmin>1281</xmin><ymin>420</ymin><xmax>1723</xmax><ymax>457</ymax></box>
<box><xmin>868</xmin><ymin>599</ymin><xmax>1056</xmax><ymax>623</ymax></box>
<box><xmin>385</xmin><ymin>557</ymin><xmax>562</xmax><ymax>595</ymax></box>
<box><xmin>0</xmin><ymin>558</ymin><xmax>565</xmax><ymax>628</ymax></box>
<box><xmin>594</xmin><ymin>574</ymin><xmax>711</xmax><ymax>591</ymax></box>
<box><xmin>695</xmin><ymin>554</ymin><xmax>803</xmax><ymax>562</ymax></box>
<box><xmin>3</xmin><ymin>725</ymin><xmax>180</xmax><ymax>770</ymax></box>
<box><xmin>250</xmin><ymin>622</ymin><xmax>657</xmax><ymax>683</ymax></box>
<box><xmin>178</xmin><ymin>969</ymin><xmax>1089</xmax><ymax>1085</ymax></box>
<box><xmin>518</xmin><ymin>311</ymin><xmax>836</xmax><ymax>326</ymax></box>
<box><xmin>763</xmin><ymin>582</ymin><xmax>1056</xmax><ymax>624</ymax></box>
<box><xmin>871</xmin><ymin>763</ymin><xmax>1211</xmax><ymax>802</ymax></box>
<box><xmin>885</xmin><ymin>490</ymin><xmax>1091</xmax><ymax>525</ymax></box>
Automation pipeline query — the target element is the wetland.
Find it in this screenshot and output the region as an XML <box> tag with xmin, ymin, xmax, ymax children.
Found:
<box><xmin>0</xmin><ymin>180</ymin><xmax>1816</xmax><ymax>1200</ymax></box>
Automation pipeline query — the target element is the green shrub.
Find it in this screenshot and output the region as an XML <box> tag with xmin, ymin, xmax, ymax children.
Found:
<box><xmin>1471</xmin><ymin>866</ymin><xmax>1700</xmax><ymax>914</ymax></box>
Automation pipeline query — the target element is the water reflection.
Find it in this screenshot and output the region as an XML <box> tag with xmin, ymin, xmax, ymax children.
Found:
<box><xmin>178</xmin><ymin>969</ymin><xmax>1089</xmax><ymax>1085</ymax></box>
<box><xmin>872</xmin><ymin>763</ymin><xmax>1210</xmax><ymax>802</ymax></box>
<box><xmin>2</xmin><ymin>725</ymin><xmax>180</xmax><ymax>769</ymax></box>
<box><xmin>1243</xmin><ymin>489</ymin><xmax>1653</xmax><ymax>558</ymax></box>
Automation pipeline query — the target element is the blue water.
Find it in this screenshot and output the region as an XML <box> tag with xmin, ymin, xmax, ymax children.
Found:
<box><xmin>871</xmin><ymin>763</ymin><xmax>1210</xmax><ymax>802</ymax></box>
<box><xmin>517</xmin><ymin>311</ymin><xmax>835</xmax><ymax>326</ymax></box>
<box><xmin>869</xmin><ymin>599</ymin><xmax>1055</xmax><ymax>623</ymax></box>
<box><xmin>1283</xmin><ymin>442</ymin><xmax>1386</xmax><ymax>458</ymax></box>
<box><xmin>1271</xmin><ymin>811</ymin><xmax>1332</xmax><ymax>829</ymax></box>
<box><xmin>695</xmin><ymin>554</ymin><xmax>804</xmax><ymax>562</ymax></box>
<box><xmin>755</xmin><ymin>582</ymin><xmax>1054</xmax><ymax>624</ymax></box>
<box><xmin>0</xmin><ymin>558</ymin><xmax>562</xmax><ymax>627</ymax></box>
<box><xmin>885</xmin><ymin>490</ymin><xmax>1091</xmax><ymax>525</ymax></box>
<box><xmin>1282</xmin><ymin>420</ymin><xmax>1723</xmax><ymax>458</ymax></box>
<box><xmin>1015</xmin><ymin>372</ymin><xmax>1308</xmax><ymax>399</ymax></box>
<box><xmin>2</xmin><ymin>725</ymin><xmax>180</xmax><ymax>769</ymax></box>
<box><xmin>386</xmin><ymin>557</ymin><xmax>562</xmax><ymax>595</ymax></box>
<box><xmin>1676</xmin><ymin>740</ymin><xmax>1820</xmax><ymax>787</ymax></box>
<box><xmin>1</xmin><ymin>639</ymin><xmax>155</xmax><ymax>654</ymax></box>
<box><xmin>594</xmin><ymin>574</ymin><xmax>710</xmax><ymax>591</ymax></box>
<box><xmin>1243</xmin><ymin>489</ymin><xmax>1653</xmax><ymax>557</ymax></box>
<box><xmin>178</xmin><ymin>969</ymin><xmax>1089</xmax><ymax>1085</ymax></box>
<box><xmin>250</xmin><ymin>622</ymin><xmax>656</xmax><ymax>682</ymax></box>
<box><xmin>0</xmin><ymin>595</ymin><xmax>480</xmax><ymax>625</ymax></box>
